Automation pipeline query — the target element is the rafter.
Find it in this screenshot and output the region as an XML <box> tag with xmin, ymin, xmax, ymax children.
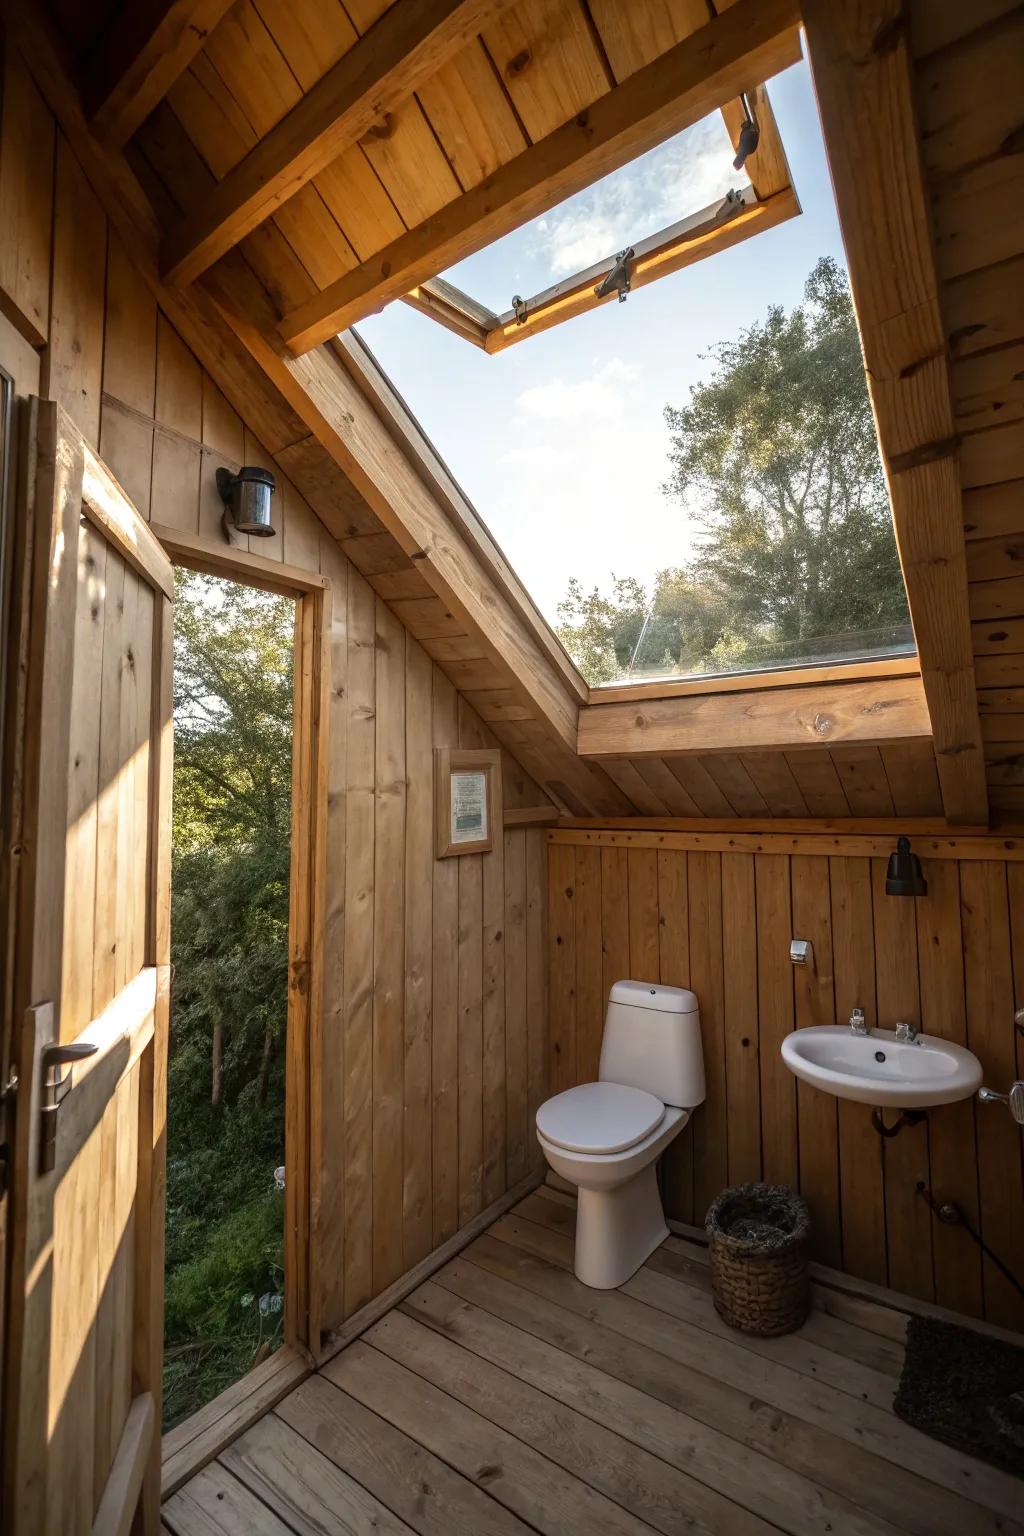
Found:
<box><xmin>161</xmin><ymin>0</ymin><xmax>516</xmax><ymax>289</ymax></box>
<box><xmin>802</xmin><ymin>0</ymin><xmax>988</xmax><ymax>824</ymax></box>
<box><xmin>277</xmin><ymin>0</ymin><xmax>803</xmax><ymax>353</ymax></box>
<box><xmin>84</xmin><ymin>0</ymin><xmax>235</xmax><ymax>147</ymax></box>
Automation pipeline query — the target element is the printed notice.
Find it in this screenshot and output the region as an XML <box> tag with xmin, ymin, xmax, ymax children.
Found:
<box><xmin>451</xmin><ymin>769</ymin><xmax>488</xmax><ymax>844</ymax></box>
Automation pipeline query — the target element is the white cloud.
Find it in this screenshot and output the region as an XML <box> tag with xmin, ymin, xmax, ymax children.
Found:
<box><xmin>531</xmin><ymin>117</ymin><xmax>742</xmax><ymax>276</ymax></box>
<box><xmin>512</xmin><ymin>358</ymin><xmax>638</xmax><ymax>423</ymax></box>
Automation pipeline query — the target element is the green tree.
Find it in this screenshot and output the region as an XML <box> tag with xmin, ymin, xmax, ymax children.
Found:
<box><xmin>557</xmin><ymin>258</ymin><xmax>911</xmax><ymax>683</ymax></box>
<box><xmin>164</xmin><ymin>569</ymin><xmax>294</xmax><ymax>1427</ymax></box>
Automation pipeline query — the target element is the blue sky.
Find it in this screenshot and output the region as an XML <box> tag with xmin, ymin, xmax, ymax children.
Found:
<box><xmin>356</xmin><ymin>54</ymin><xmax>849</xmax><ymax>629</ymax></box>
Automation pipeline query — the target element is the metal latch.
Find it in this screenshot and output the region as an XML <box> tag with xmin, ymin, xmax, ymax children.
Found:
<box><xmin>40</xmin><ymin>1041</ymin><xmax>98</xmax><ymax>1171</ymax></box>
<box><xmin>511</xmin><ymin>294</ymin><xmax>528</xmax><ymax>325</ymax></box>
<box><xmin>714</xmin><ymin>188</ymin><xmax>747</xmax><ymax>224</ymax></box>
<box><xmin>595</xmin><ymin>247</ymin><xmax>635</xmax><ymax>303</ymax></box>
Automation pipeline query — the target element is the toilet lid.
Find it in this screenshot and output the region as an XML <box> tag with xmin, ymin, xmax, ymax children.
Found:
<box><xmin>536</xmin><ymin>1082</ymin><xmax>665</xmax><ymax>1155</ymax></box>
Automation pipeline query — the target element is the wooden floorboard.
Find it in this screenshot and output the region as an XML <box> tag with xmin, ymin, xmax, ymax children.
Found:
<box><xmin>164</xmin><ymin>1191</ymin><xmax>1024</xmax><ymax>1536</ymax></box>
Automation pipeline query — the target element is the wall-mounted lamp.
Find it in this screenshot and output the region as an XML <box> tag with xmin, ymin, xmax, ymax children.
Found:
<box><xmin>885</xmin><ymin>836</ymin><xmax>927</xmax><ymax>897</ymax></box>
<box><xmin>217</xmin><ymin>465</ymin><xmax>277</xmax><ymax>539</ymax></box>
<box><xmin>732</xmin><ymin>96</ymin><xmax>760</xmax><ymax>172</ymax></box>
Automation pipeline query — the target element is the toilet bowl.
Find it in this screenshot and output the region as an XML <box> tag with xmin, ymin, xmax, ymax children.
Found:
<box><xmin>535</xmin><ymin>981</ymin><xmax>704</xmax><ymax>1289</ymax></box>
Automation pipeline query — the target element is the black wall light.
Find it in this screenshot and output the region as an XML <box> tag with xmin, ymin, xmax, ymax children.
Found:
<box><xmin>217</xmin><ymin>465</ymin><xmax>277</xmax><ymax>539</ymax></box>
<box><xmin>885</xmin><ymin>836</ymin><xmax>927</xmax><ymax>897</ymax></box>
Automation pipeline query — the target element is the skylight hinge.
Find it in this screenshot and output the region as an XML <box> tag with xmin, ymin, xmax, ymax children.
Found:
<box><xmin>511</xmin><ymin>294</ymin><xmax>529</xmax><ymax>325</ymax></box>
<box><xmin>715</xmin><ymin>189</ymin><xmax>747</xmax><ymax>224</ymax></box>
<box><xmin>733</xmin><ymin>93</ymin><xmax>760</xmax><ymax>172</ymax></box>
<box><xmin>594</xmin><ymin>247</ymin><xmax>635</xmax><ymax>304</ymax></box>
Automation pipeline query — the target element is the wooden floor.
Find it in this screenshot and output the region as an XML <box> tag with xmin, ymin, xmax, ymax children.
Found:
<box><xmin>161</xmin><ymin>1187</ymin><xmax>1022</xmax><ymax>1536</ymax></box>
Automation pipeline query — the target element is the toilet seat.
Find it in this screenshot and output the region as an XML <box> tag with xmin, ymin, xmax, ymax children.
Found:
<box><xmin>536</xmin><ymin>1081</ymin><xmax>665</xmax><ymax>1155</ymax></box>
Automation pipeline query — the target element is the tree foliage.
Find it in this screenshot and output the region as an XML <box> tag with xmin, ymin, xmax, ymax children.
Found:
<box><xmin>556</xmin><ymin>259</ymin><xmax>910</xmax><ymax>683</ymax></box>
<box><xmin>164</xmin><ymin>569</ymin><xmax>294</xmax><ymax>1428</ymax></box>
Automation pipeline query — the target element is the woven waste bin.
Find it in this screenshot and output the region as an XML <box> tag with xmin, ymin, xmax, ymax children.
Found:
<box><xmin>706</xmin><ymin>1182</ymin><xmax>810</xmax><ymax>1336</ymax></box>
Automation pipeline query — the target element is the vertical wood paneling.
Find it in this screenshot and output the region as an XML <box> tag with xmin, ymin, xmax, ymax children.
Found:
<box><xmin>688</xmin><ymin>852</ymin><xmax>726</xmax><ymax>1223</ymax></box>
<box><xmin>550</xmin><ymin>834</ymin><xmax>1023</xmax><ymax>1325</ymax></box>
<box><xmin>917</xmin><ymin>858</ymin><xmax>984</xmax><ymax>1316</ymax></box>
<box><xmin>431</xmin><ymin>670</ymin><xmax>460</xmax><ymax>1246</ymax></box>
<box><xmin>457</xmin><ymin>852</ymin><xmax>483</xmax><ymax>1223</ymax></box>
<box><xmin>504</xmin><ymin>830</ymin><xmax>528</xmax><ymax>1184</ymax></box>
<box><xmin>574</xmin><ymin>846</ymin><xmax>603</xmax><ymax>1086</ymax></box>
<box><xmin>525</xmin><ymin>828</ymin><xmax>549</xmax><ymax>1158</ymax></box>
<box><xmin>721</xmin><ymin>854</ymin><xmax>760</xmax><ymax>1187</ymax></box>
<box><xmin>402</xmin><ymin>635</ymin><xmax>433</xmax><ymax>1268</ymax></box>
<box><xmin>46</xmin><ymin>134</ymin><xmax>106</xmax><ymax>447</ymax></box>
<box><xmin>548</xmin><ymin>842</ymin><xmax>576</xmax><ymax>1096</ymax></box>
<box><xmin>627</xmin><ymin>848</ymin><xmax>659</xmax><ymax>982</ymax></box>
<box><xmin>371</xmin><ymin>599</ymin><xmax>405</xmax><ymax>1291</ymax></box>
<box><xmin>871</xmin><ymin>857</ymin><xmax>932</xmax><ymax>1301</ymax></box>
<box><xmin>755</xmin><ymin>854</ymin><xmax>796</xmax><ymax>1188</ymax></box>
<box><xmin>830</xmin><ymin>858</ymin><xmax>887</xmax><ymax>1285</ymax></box>
<box><xmin>791</xmin><ymin>855</ymin><xmax>841</xmax><ymax>1266</ymax></box>
<box><xmin>481</xmin><ymin>796</ymin><xmax>506</xmax><ymax>1207</ymax></box>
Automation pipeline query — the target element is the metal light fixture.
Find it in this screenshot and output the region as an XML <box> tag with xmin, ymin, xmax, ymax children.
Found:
<box><xmin>885</xmin><ymin>836</ymin><xmax>927</xmax><ymax>897</ymax></box>
<box><xmin>217</xmin><ymin>465</ymin><xmax>277</xmax><ymax>539</ymax></box>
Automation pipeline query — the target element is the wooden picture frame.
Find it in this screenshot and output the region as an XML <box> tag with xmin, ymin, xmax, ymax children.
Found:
<box><xmin>434</xmin><ymin>747</ymin><xmax>501</xmax><ymax>858</ymax></box>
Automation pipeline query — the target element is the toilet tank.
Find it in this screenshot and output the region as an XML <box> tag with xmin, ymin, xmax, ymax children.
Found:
<box><xmin>599</xmin><ymin>980</ymin><xmax>705</xmax><ymax>1108</ymax></box>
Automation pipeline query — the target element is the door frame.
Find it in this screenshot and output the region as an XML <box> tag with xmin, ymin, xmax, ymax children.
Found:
<box><xmin>152</xmin><ymin>523</ymin><xmax>331</xmax><ymax>1361</ymax></box>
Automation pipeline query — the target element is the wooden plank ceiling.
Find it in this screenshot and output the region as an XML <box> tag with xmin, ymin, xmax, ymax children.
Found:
<box><xmin>26</xmin><ymin>0</ymin><xmax>990</xmax><ymax>824</ymax></box>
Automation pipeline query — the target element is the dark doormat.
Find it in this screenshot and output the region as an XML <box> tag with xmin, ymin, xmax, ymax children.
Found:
<box><xmin>894</xmin><ymin>1314</ymin><xmax>1024</xmax><ymax>1476</ymax></box>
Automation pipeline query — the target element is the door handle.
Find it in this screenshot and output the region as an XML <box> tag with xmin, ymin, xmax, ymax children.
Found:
<box><xmin>40</xmin><ymin>1040</ymin><xmax>98</xmax><ymax>1171</ymax></box>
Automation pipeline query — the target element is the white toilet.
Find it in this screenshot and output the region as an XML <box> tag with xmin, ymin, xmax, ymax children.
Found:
<box><xmin>536</xmin><ymin>980</ymin><xmax>705</xmax><ymax>1289</ymax></box>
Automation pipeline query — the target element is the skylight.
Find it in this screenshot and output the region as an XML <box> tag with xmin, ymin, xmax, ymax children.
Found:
<box><xmin>355</xmin><ymin>59</ymin><xmax>914</xmax><ymax>692</ymax></box>
<box><xmin>442</xmin><ymin>113</ymin><xmax>751</xmax><ymax>315</ymax></box>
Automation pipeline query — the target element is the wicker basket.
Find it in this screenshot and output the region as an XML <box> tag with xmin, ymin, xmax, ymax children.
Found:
<box><xmin>706</xmin><ymin>1183</ymin><xmax>811</xmax><ymax>1337</ymax></box>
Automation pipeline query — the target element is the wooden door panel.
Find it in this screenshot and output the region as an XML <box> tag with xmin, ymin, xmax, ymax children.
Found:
<box><xmin>3</xmin><ymin>400</ymin><xmax>173</xmax><ymax>1535</ymax></box>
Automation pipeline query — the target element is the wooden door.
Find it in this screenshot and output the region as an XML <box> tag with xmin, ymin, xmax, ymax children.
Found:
<box><xmin>2</xmin><ymin>399</ymin><xmax>173</xmax><ymax>1534</ymax></box>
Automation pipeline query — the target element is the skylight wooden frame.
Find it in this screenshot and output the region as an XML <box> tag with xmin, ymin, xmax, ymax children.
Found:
<box><xmin>404</xmin><ymin>181</ymin><xmax>801</xmax><ymax>354</ymax></box>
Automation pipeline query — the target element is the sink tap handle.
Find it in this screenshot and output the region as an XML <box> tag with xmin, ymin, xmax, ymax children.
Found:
<box><xmin>978</xmin><ymin>1082</ymin><xmax>1024</xmax><ymax>1125</ymax></box>
<box><xmin>894</xmin><ymin>1021</ymin><xmax>920</xmax><ymax>1044</ymax></box>
<box><xmin>849</xmin><ymin>1007</ymin><xmax>868</xmax><ymax>1035</ymax></box>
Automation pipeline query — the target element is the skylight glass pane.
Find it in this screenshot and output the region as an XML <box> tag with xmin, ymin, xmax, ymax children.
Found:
<box><xmin>356</xmin><ymin>59</ymin><xmax>914</xmax><ymax>691</ymax></box>
<box><xmin>442</xmin><ymin>113</ymin><xmax>749</xmax><ymax>315</ymax></box>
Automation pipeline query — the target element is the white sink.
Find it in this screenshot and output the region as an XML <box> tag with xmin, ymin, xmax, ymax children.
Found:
<box><xmin>780</xmin><ymin>1026</ymin><xmax>983</xmax><ymax>1109</ymax></box>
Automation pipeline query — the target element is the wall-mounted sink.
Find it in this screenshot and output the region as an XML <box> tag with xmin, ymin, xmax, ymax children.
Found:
<box><xmin>781</xmin><ymin>1026</ymin><xmax>982</xmax><ymax>1109</ymax></box>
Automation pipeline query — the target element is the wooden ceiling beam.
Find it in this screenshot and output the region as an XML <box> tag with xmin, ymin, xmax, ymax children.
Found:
<box><xmin>278</xmin><ymin>0</ymin><xmax>803</xmax><ymax>353</ymax></box>
<box><xmin>161</xmin><ymin>0</ymin><xmax>516</xmax><ymax>289</ymax></box>
<box><xmin>84</xmin><ymin>0</ymin><xmax>235</xmax><ymax>148</ymax></box>
<box><xmin>802</xmin><ymin>0</ymin><xmax>989</xmax><ymax>825</ymax></box>
<box><xmin>577</xmin><ymin>676</ymin><xmax>933</xmax><ymax>760</ymax></box>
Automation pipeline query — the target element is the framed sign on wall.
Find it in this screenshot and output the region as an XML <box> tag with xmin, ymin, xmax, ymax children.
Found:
<box><xmin>434</xmin><ymin>747</ymin><xmax>502</xmax><ymax>858</ymax></box>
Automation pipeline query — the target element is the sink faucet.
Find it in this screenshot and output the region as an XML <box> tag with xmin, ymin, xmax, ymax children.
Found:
<box><xmin>894</xmin><ymin>1021</ymin><xmax>921</xmax><ymax>1044</ymax></box>
<box><xmin>849</xmin><ymin>1007</ymin><xmax>869</xmax><ymax>1035</ymax></box>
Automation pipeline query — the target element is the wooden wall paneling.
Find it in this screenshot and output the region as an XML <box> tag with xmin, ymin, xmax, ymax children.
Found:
<box><xmin>430</xmin><ymin>669</ymin><xmax>460</xmax><ymax>1245</ymax></box>
<box><xmin>0</xmin><ymin>41</ymin><xmax>55</xmax><ymax>347</ymax></box>
<box><xmin>870</xmin><ymin>857</ymin><xmax>932</xmax><ymax>1301</ymax></box>
<box><xmin>657</xmin><ymin>850</ymin><xmax>693</xmax><ymax>1222</ymax></box>
<box><xmin>599</xmin><ymin>847</ymin><xmax>629</xmax><ymax>1030</ymax></box>
<box><xmin>46</xmin><ymin>134</ymin><xmax>107</xmax><ymax>447</ymax></box>
<box><xmin>626</xmin><ymin>847</ymin><xmax>659</xmax><ymax>982</ymax></box>
<box><xmin>372</xmin><ymin>598</ymin><xmax>406</xmax><ymax>1292</ymax></box>
<box><xmin>503</xmin><ymin>829</ymin><xmax>528</xmax><ymax>1183</ymax></box>
<box><xmin>481</xmin><ymin>761</ymin><xmax>507</xmax><ymax>1208</ymax></box>
<box><xmin>403</xmin><ymin>634</ymin><xmax>434</xmax><ymax>1270</ymax></box>
<box><xmin>829</xmin><ymin>857</ymin><xmax>887</xmax><ymax>1286</ymax></box>
<box><xmin>342</xmin><ymin>568</ymin><xmax>376</xmax><ymax>1314</ymax></box>
<box><xmin>960</xmin><ymin>860</ymin><xmax>1024</xmax><ymax>1326</ymax></box>
<box><xmin>720</xmin><ymin>853</ymin><xmax>760</xmax><ymax>1187</ymax></box>
<box><xmin>786</xmin><ymin>752</ymin><xmax>849</xmax><ymax>818</ymax></box>
<box><xmin>790</xmin><ymin>855</ymin><xmax>840</xmax><ymax>1266</ymax></box>
<box><xmin>914</xmin><ymin>859</ymin><xmax>983</xmax><ymax>1316</ymax></box>
<box><xmin>687</xmin><ymin>852</ymin><xmax>726</xmax><ymax>1223</ymax></box>
<box><xmin>150</xmin><ymin>314</ymin><xmax>203</xmax><ymax>532</ymax></box>
<box><xmin>524</xmin><ymin>827</ymin><xmax>548</xmax><ymax>1158</ymax></box>
<box><xmin>740</xmin><ymin>752</ymin><xmax>808</xmax><ymax>818</ymax></box>
<box><xmin>456</xmin><ymin>846</ymin><xmax>484</xmax><ymax>1224</ymax></box>
<box><xmin>573</xmin><ymin>845</ymin><xmax>603</xmax><ymax>1086</ymax></box>
<box><xmin>665</xmin><ymin>756</ymin><xmax>734</xmax><ymax>818</ymax></box>
<box><xmin>100</xmin><ymin>233</ymin><xmax>157</xmax><ymax>518</ymax></box>
<box><xmin>754</xmin><ymin>854</ymin><xmax>796</xmax><ymax>1187</ymax></box>
<box><xmin>548</xmin><ymin>839</ymin><xmax>576</xmax><ymax>1097</ymax></box>
<box><xmin>316</xmin><ymin>534</ymin><xmax>348</xmax><ymax>1335</ymax></box>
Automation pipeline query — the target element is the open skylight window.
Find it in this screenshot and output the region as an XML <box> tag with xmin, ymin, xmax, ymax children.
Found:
<box><xmin>404</xmin><ymin>93</ymin><xmax>800</xmax><ymax>355</ymax></box>
<box><xmin>357</xmin><ymin>58</ymin><xmax>914</xmax><ymax>694</ymax></box>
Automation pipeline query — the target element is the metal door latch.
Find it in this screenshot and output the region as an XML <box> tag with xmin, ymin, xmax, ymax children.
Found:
<box><xmin>40</xmin><ymin>1041</ymin><xmax>97</xmax><ymax>1171</ymax></box>
<box><xmin>595</xmin><ymin>247</ymin><xmax>635</xmax><ymax>303</ymax></box>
